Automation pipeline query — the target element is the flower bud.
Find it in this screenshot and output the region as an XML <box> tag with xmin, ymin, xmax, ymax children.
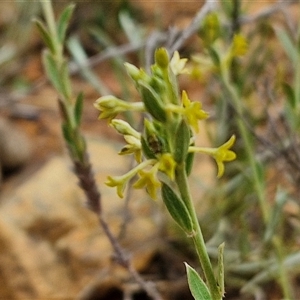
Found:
<box><xmin>94</xmin><ymin>95</ymin><xmax>124</xmax><ymax>109</ymax></box>
<box><xmin>231</xmin><ymin>34</ymin><xmax>248</xmax><ymax>57</ymax></box>
<box><xmin>124</xmin><ymin>62</ymin><xmax>150</xmax><ymax>83</ymax></box>
<box><xmin>198</xmin><ymin>12</ymin><xmax>221</xmax><ymax>47</ymax></box>
<box><xmin>124</xmin><ymin>62</ymin><xmax>141</xmax><ymax>80</ymax></box>
<box><xmin>110</xmin><ymin>119</ymin><xmax>140</xmax><ymax>138</ymax></box>
<box><xmin>155</xmin><ymin>48</ymin><xmax>170</xmax><ymax>69</ymax></box>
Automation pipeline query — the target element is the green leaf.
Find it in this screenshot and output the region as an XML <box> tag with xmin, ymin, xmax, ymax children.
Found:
<box><xmin>185</xmin><ymin>136</ymin><xmax>195</xmax><ymax>176</ymax></box>
<box><xmin>119</xmin><ymin>10</ymin><xmax>143</xmax><ymax>46</ymax></box>
<box><xmin>61</xmin><ymin>122</ymin><xmax>73</xmax><ymax>145</ymax></box>
<box><xmin>217</xmin><ymin>243</ymin><xmax>225</xmax><ymax>298</ymax></box>
<box><xmin>264</xmin><ymin>187</ymin><xmax>287</xmax><ymax>243</ymax></box>
<box><xmin>57</xmin><ymin>4</ymin><xmax>76</xmax><ymax>44</ymax></box>
<box><xmin>185</xmin><ymin>263</ymin><xmax>212</xmax><ymax>300</ymax></box>
<box><xmin>34</xmin><ymin>19</ymin><xmax>55</xmax><ymax>54</ymax></box>
<box><xmin>74</xmin><ymin>92</ymin><xmax>84</xmax><ymax>126</ymax></box>
<box><xmin>208</xmin><ymin>46</ymin><xmax>221</xmax><ymax>68</ymax></box>
<box><xmin>161</xmin><ymin>183</ymin><xmax>193</xmax><ymax>234</ymax></box>
<box><xmin>58</xmin><ymin>99</ymin><xmax>70</xmax><ymax>124</ymax></box>
<box><xmin>141</xmin><ymin>136</ymin><xmax>156</xmax><ymax>159</ymax></box>
<box><xmin>60</xmin><ymin>60</ymin><xmax>72</xmax><ymax>100</ymax></box>
<box><xmin>275</xmin><ymin>28</ymin><xmax>297</xmax><ymax>65</ymax></box>
<box><xmin>139</xmin><ymin>82</ymin><xmax>167</xmax><ymax>122</ymax></box>
<box><xmin>174</xmin><ymin>120</ymin><xmax>190</xmax><ymax>163</ymax></box>
<box><xmin>68</xmin><ymin>36</ymin><xmax>110</xmax><ymax>95</ymax></box>
<box><xmin>43</xmin><ymin>50</ymin><xmax>63</xmax><ymax>94</ymax></box>
<box><xmin>282</xmin><ymin>82</ymin><xmax>296</xmax><ymax>109</ymax></box>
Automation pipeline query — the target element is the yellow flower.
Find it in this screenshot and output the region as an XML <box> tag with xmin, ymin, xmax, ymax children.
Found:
<box><xmin>189</xmin><ymin>135</ymin><xmax>236</xmax><ymax>178</ymax></box>
<box><xmin>106</xmin><ymin>159</ymin><xmax>156</xmax><ymax>198</ymax></box>
<box><xmin>231</xmin><ymin>34</ymin><xmax>248</xmax><ymax>57</ymax></box>
<box><xmin>158</xmin><ymin>153</ymin><xmax>176</xmax><ymax>180</ymax></box>
<box><xmin>170</xmin><ymin>51</ymin><xmax>189</xmax><ymax>75</ymax></box>
<box><xmin>181</xmin><ymin>90</ymin><xmax>209</xmax><ymax>133</ymax></box>
<box><xmin>105</xmin><ymin>175</ymin><xmax>128</xmax><ymax>198</ymax></box>
<box><xmin>133</xmin><ymin>164</ymin><xmax>161</xmax><ymax>200</ymax></box>
<box><xmin>120</xmin><ymin>135</ymin><xmax>142</xmax><ymax>163</ymax></box>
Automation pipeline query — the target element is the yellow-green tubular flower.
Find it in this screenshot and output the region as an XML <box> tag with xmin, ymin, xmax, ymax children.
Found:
<box><xmin>170</xmin><ymin>51</ymin><xmax>189</xmax><ymax>75</ymax></box>
<box><xmin>198</xmin><ymin>12</ymin><xmax>221</xmax><ymax>47</ymax></box>
<box><xmin>189</xmin><ymin>135</ymin><xmax>236</xmax><ymax>178</ymax></box>
<box><xmin>105</xmin><ymin>175</ymin><xmax>128</xmax><ymax>199</ymax></box>
<box><xmin>181</xmin><ymin>91</ymin><xmax>209</xmax><ymax>133</ymax></box>
<box><xmin>133</xmin><ymin>164</ymin><xmax>161</xmax><ymax>200</ymax></box>
<box><xmin>158</xmin><ymin>153</ymin><xmax>177</xmax><ymax>180</ymax></box>
<box><xmin>105</xmin><ymin>159</ymin><xmax>156</xmax><ymax>198</ymax></box>
<box><xmin>94</xmin><ymin>96</ymin><xmax>144</xmax><ymax>120</ymax></box>
<box><xmin>166</xmin><ymin>91</ymin><xmax>209</xmax><ymax>133</ymax></box>
<box><xmin>121</xmin><ymin>135</ymin><xmax>142</xmax><ymax>163</ymax></box>
<box><xmin>231</xmin><ymin>34</ymin><xmax>248</xmax><ymax>57</ymax></box>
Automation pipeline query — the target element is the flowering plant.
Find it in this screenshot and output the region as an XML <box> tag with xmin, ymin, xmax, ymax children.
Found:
<box><xmin>95</xmin><ymin>48</ymin><xmax>236</xmax><ymax>299</ymax></box>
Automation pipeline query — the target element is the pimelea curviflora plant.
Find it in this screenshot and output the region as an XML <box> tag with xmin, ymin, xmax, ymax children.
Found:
<box><xmin>95</xmin><ymin>47</ymin><xmax>236</xmax><ymax>300</ymax></box>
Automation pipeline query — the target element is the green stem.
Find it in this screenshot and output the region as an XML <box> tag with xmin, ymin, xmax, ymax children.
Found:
<box><xmin>175</xmin><ymin>163</ymin><xmax>221</xmax><ymax>300</ymax></box>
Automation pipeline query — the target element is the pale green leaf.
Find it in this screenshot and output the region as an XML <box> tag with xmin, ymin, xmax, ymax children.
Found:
<box><xmin>217</xmin><ymin>243</ymin><xmax>225</xmax><ymax>297</ymax></box>
<box><xmin>57</xmin><ymin>4</ymin><xmax>75</xmax><ymax>44</ymax></box>
<box><xmin>34</xmin><ymin>19</ymin><xmax>55</xmax><ymax>54</ymax></box>
<box><xmin>185</xmin><ymin>263</ymin><xmax>212</xmax><ymax>300</ymax></box>
<box><xmin>162</xmin><ymin>183</ymin><xmax>193</xmax><ymax>234</ymax></box>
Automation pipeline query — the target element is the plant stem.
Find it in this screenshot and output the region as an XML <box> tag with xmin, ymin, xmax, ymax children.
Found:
<box><xmin>175</xmin><ymin>163</ymin><xmax>221</xmax><ymax>299</ymax></box>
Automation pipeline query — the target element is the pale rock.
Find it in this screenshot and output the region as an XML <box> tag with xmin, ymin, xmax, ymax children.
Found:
<box><xmin>0</xmin><ymin>131</ymin><xmax>214</xmax><ymax>299</ymax></box>
<box><xmin>0</xmin><ymin>137</ymin><xmax>159</xmax><ymax>299</ymax></box>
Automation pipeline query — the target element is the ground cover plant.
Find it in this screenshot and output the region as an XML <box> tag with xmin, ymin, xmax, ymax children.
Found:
<box><xmin>32</xmin><ymin>0</ymin><xmax>300</xmax><ymax>299</ymax></box>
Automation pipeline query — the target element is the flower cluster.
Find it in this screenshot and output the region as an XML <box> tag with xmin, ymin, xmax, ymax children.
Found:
<box><xmin>191</xmin><ymin>13</ymin><xmax>248</xmax><ymax>80</ymax></box>
<box><xmin>95</xmin><ymin>48</ymin><xmax>236</xmax><ymax>199</ymax></box>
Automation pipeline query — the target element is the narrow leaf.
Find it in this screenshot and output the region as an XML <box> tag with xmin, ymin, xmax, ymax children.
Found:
<box><xmin>139</xmin><ymin>82</ymin><xmax>167</xmax><ymax>122</ymax></box>
<box><xmin>275</xmin><ymin>28</ymin><xmax>297</xmax><ymax>65</ymax></box>
<box><xmin>174</xmin><ymin>120</ymin><xmax>190</xmax><ymax>163</ymax></box>
<box><xmin>34</xmin><ymin>19</ymin><xmax>55</xmax><ymax>54</ymax></box>
<box><xmin>57</xmin><ymin>4</ymin><xmax>76</xmax><ymax>44</ymax></box>
<box><xmin>60</xmin><ymin>60</ymin><xmax>72</xmax><ymax>100</ymax></box>
<box><xmin>141</xmin><ymin>136</ymin><xmax>156</xmax><ymax>159</ymax></box>
<box><xmin>74</xmin><ymin>92</ymin><xmax>84</xmax><ymax>126</ymax></box>
<box><xmin>186</xmin><ymin>138</ymin><xmax>195</xmax><ymax>176</ymax></box>
<box><xmin>61</xmin><ymin>122</ymin><xmax>73</xmax><ymax>145</ymax></box>
<box><xmin>185</xmin><ymin>263</ymin><xmax>212</xmax><ymax>300</ymax></box>
<box><xmin>217</xmin><ymin>243</ymin><xmax>225</xmax><ymax>297</ymax></box>
<box><xmin>282</xmin><ymin>82</ymin><xmax>296</xmax><ymax>109</ymax></box>
<box><xmin>119</xmin><ymin>11</ymin><xmax>143</xmax><ymax>46</ymax></box>
<box><xmin>43</xmin><ymin>50</ymin><xmax>63</xmax><ymax>94</ymax></box>
<box><xmin>208</xmin><ymin>46</ymin><xmax>221</xmax><ymax>67</ymax></box>
<box><xmin>161</xmin><ymin>183</ymin><xmax>193</xmax><ymax>234</ymax></box>
<box><xmin>264</xmin><ymin>187</ymin><xmax>287</xmax><ymax>243</ymax></box>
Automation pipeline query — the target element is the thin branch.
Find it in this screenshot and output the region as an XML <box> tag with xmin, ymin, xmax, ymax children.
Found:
<box><xmin>73</xmin><ymin>144</ymin><xmax>163</xmax><ymax>300</ymax></box>
<box><xmin>68</xmin><ymin>41</ymin><xmax>145</xmax><ymax>75</ymax></box>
